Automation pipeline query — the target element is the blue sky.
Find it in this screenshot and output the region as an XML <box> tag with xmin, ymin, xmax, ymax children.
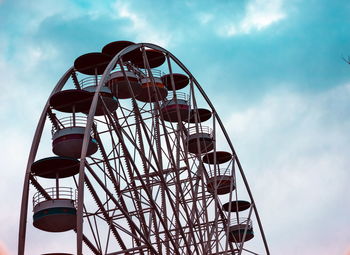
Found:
<box><xmin>1</xmin><ymin>0</ymin><xmax>350</xmax><ymax>254</ymax></box>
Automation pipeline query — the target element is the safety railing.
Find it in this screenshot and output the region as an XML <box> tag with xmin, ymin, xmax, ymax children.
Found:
<box><xmin>143</xmin><ymin>69</ymin><xmax>163</xmax><ymax>78</ymax></box>
<box><xmin>208</xmin><ymin>168</ymin><xmax>233</xmax><ymax>178</ymax></box>
<box><xmin>80</xmin><ymin>73</ymin><xmax>135</xmax><ymax>88</ymax></box>
<box><xmin>165</xmin><ymin>92</ymin><xmax>189</xmax><ymax>102</ymax></box>
<box><xmin>187</xmin><ymin>126</ymin><xmax>213</xmax><ymax>137</ymax></box>
<box><xmin>229</xmin><ymin>218</ymin><xmax>253</xmax><ymax>228</ymax></box>
<box><xmin>78</xmin><ymin>68</ymin><xmax>163</xmax><ymax>88</ymax></box>
<box><xmin>33</xmin><ymin>187</ymin><xmax>76</xmax><ymax>207</ymax></box>
<box><xmin>109</xmin><ymin>70</ymin><xmax>138</xmax><ymax>79</ymax></box>
<box><xmin>79</xmin><ymin>76</ymin><xmax>100</xmax><ymax>89</ymax></box>
<box><xmin>51</xmin><ymin>116</ymin><xmax>96</xmax><ymax>135</ymax></box>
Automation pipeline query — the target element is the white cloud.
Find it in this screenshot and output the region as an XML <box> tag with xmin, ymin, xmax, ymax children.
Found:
<box><xmin>0</xmin><ymin>52</ymin><xmax>50</xmax><ymax>254</ymax></box>
<box><xmin>14</xmin><ymin>1</ymin><xmax>115</xmax><ymax>34</ymax></box>
<box><xmin>113</xmin><ymin>0</ymin><xmax>172</xmax><ymax>47</ymax></box>
<box><xmin>223</xmin><ymin>84</ymin><xmax>350</xmax><ymax>254</ymax></box>
<box><xmin>0</xmin><ymin>241</ymin><xmax>9</xmax><ymax>255</ymax></box>
<box><xmin>197</xmin><ymin>12</ymin><xmax>214</xmax><ymax>25</ymax></box>
<box><xmin>241</xmin><ymin>0</ymin><xmax>286</xmax><ymax>32</ymax></box>
<box><xmin>221</xmin><ymin>0</ymin><xmax>286</xmax><ymax>36</ymax></box>
<box><xmin>19</xmin><ymin>1</ymin><xmax>79</xmax><ymax>32</ymax></box>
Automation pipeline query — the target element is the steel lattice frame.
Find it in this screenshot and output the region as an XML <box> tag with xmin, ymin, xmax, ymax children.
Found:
<box><xmin>18</xmin><ymin>43</ymin><xmax>270</xmax><ymax>255</ymax></box>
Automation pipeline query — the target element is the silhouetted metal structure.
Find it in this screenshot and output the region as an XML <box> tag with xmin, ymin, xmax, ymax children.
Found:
<box><xmin>18</xmin><ymin>41</ymin><xmax>270</xmax><ymax>255</ymax></box>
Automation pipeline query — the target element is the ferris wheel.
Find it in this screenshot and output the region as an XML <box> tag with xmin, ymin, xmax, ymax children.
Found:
<box><xmin>18</xmin><ymin>41</ymin><xmax>270</xmax><ymax>255</ymax></box>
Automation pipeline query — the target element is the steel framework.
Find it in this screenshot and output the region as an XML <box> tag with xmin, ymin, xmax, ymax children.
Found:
<box><xmin>18</xmin><ymin>42</ymin><xmax>270</xmax><ymax>255</ymax></box>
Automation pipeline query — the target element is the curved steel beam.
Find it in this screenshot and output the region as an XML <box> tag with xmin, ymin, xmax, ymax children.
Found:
<box><xmin>18</xmin><ymin>67</ymin><xmax>74</xmax><ymax>255</ymax></box>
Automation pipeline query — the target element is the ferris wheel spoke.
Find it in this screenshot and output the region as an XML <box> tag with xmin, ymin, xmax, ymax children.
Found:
<box><xmin>159</xmin><ymin>123</ymin><xmax>208</xmax><ymax>252</ymax></box>
<box><xmin>91</xmin><ymin>214</ymin><xmax>103</xmax><ymax>252</ymax></box>
<box><xmin>109</xmin><ymin>113</ymin><xmax>153</xmax><ymax>242</ymax></box>
<box><xmin>91</xmin><ymin>115</ymin><xmax>166</xmax><ymax>253</ymax></box>
<box><xmin>73</xmin><ymin>176</ymin><xmax>103</xmax><ymax>253</ymax></box>
<box><xmin>108</xmin><ymin>116</ymin><xmax>190</xmax><ymax>254</ymax></box>
<box><xmin>83</xmin><ymin>213</ymin><xmax>103</xmax><ymax>253</ymax></box>
<box><xmin>29</xmin><ymin>176</ymin><xmax>52</xmax><ymax>200</ymax></box>
<box><xmin>70</xmin><ymin>70</ymin><xmax>82</xmax><ymax>90</ymax></box>
<box><xmin>47</xmin><ymin>108</ymin><xmax>62</xmax><ymax>131</ymax></box>
<box><xmin>84</xmin><ymin>175</ymin><xmax>130</xmax><ymax>252</ymax></box>
<box><xmin>92</xmin><ymin>126</ymin><xmax>121</xmax><ymax>191</ymax></box>
<box><xmin>85</xmin><ymin>165</ymin><xmax>159</xmax><ymax>254</ymax></box>
<box><xmin>76</xmin><ymin>231</ymin><xmax>101</xmax><ymax>255</ymax></box>
<box><xmin>133</xmin><ymin>112</ymin><xmax>167</xmax><ymax>251</ymax></box>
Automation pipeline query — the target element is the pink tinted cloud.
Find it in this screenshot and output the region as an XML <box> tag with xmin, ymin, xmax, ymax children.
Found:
<box><xmin>0</xmin><ymin>241</ymin><xmax>9</xmax><ymax>255</ymax></box>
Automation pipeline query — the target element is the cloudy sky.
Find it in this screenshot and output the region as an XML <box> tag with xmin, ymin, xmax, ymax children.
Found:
<box><xmin>1</xmin><ymin>0</ymin><xmax>350</xmax><ymax>254</ymax></box>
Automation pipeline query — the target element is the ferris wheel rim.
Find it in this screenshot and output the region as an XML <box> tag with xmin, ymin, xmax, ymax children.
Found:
<box><xmin>77</xmin><ymin>42</ymin><xmax>269</xmax><ymax>254</ymax></box>
<box><xmin>19</xmin><ymin>42</ymin><xmax>270</xmax><ymax>255</ymax></box>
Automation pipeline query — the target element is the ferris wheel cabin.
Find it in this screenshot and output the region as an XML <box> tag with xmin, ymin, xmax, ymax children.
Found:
<box><xmin>228</xmin><ymin>218</ymin><xmax>254</xmax><ymax>243</ymax></box>
<box><xmin>184</xmin><ymin>108</ymin><xmax>212</xmax><ymax>123</ymax></box>
<box><xmin>186</xmin><ymin>126</ymin><xmax>214</xmax><ymax>154</ymax></box>
<box><xmin>206</xmin><ymin>168</ymin><xmax>235</xmax><ymax>195</ymax></box>
<box><xmin>124</xmin><ymin>49</ymin><xmax>168</xmax><ymax>102</ymax></box>
<box><xmin>128</xmin><ymin>48</ymin><xmax>166</xmax><ymax>69</ymax></box>
<box><xmin>49</xmin><ymin>90</ymin><xmax>98</xmax><ymax>158</ymax></box>
<box><xmin>52</xmin><ymin>124</ymin><xmax>98</xmax><ymax>158</ymax></box>
<box><xmin>74</xmin><ymin>52</ymin><xmax>118</xmax><ymax>115</ymax></box>
<box><xmin>202</xmin><ymin>151</ymin><xmax>235</xmax><ymax>195</ymax></box>
<box><xmin>33</xmin><ymin>194</ymin><xmax>77</xmax><ymax>232</ymax></box>
<box><xmin>160</xmin><ymin>92</ymin><xmax>190</xmax><ymax>122</ymax></box>
<box><xmin>135</xmin><ymin>75</ymin><xmax>168</xmax><ymax>102</ymax></box>
<box><xmin>222</xmin><ymin>200</ymin><xmax>251</xmax><ymax>212</ymax></box>
<box><xmin>107</xmin><ymin>71</ymin><xmax>140</xmax><ymax>99</ymax></box>
<box><xmin>31</xmin><ymin>157</ymin><xmax>79</xmax><ymax>232</ymax></box>
<box><xmin>161</xmin><ymin>73</ymin><xmax>190</xmax><ymax>91</ymax></box>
